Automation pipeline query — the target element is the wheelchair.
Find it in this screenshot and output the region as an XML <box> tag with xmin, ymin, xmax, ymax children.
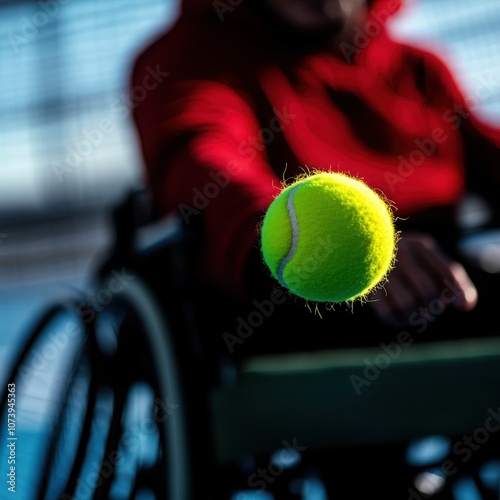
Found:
<box><xmin>3</xmin><ymin>188</ymin><xmax>500</xmax><ymax>499</ymax></box>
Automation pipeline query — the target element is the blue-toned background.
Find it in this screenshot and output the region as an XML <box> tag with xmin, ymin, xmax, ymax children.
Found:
<box><xmin>0</xmin><ymin>0</ymin><xmax>500</xmax><ymax>498</ymax></box>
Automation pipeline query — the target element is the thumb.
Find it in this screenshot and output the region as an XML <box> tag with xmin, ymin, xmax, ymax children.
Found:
<box><xmin>448</xmin><ymin>262</ymin><xmax>478</xmax><ymax>312</ymax></box>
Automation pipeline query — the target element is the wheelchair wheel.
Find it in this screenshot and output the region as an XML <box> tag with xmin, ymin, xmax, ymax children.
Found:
<box><xmin>0</xmin><ymin>274</ymin><xmax>192</xmax><ymax>500</ymax></box>
<box><xmin>0</xmin><ymin>300</ymin><xmax>94</xmax><ymax>499</ymax></box>
<box><xmin>103</xmin><ymin>273</ymin><xmax>192</xmax><ymax>500</ymax></box>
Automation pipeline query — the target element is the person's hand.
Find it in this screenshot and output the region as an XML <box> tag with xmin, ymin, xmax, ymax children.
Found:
<box><xmin>367</xmin><ymin>231</ymin><xmax>478</xmax><ymax>328</ymax></box>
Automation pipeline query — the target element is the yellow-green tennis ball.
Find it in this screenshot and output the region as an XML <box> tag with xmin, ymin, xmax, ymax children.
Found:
<box><xmin>260</xmin><ymin>172</ymin><xmax>396</xmax><ymax>303</ymax></box>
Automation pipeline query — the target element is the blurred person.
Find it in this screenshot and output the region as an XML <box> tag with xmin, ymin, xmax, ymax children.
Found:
<box><xmin>130</xmin><ymin>0</ymin><xmax>500</xmax><ymax>495</ymax></box>
<box><xmin>130</xmin><ymin>0</ymin><xmax>500</xmax><ymax>337</ymax></box>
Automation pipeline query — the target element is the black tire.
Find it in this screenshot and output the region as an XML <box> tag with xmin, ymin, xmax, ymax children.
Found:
<box><xmin>0</xmin><ymin>273</ymin><xmax>192</xmax><ymax>500</ymax></box>
<box><xmin>0</xmin><ymin>300</ymin><xmax>94</xmax><ymax>499</ymax></box>
<box><xmin>105</xmin><ymin>273</ymin><xmax>192</xmax><ymax>500</ymax></box>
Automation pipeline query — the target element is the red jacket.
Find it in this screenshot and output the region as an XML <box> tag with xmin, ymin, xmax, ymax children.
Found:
<box><xmin>131</xmin><ymin>0</ymin><xmax>500</xmax><ymax>298</ymax></box>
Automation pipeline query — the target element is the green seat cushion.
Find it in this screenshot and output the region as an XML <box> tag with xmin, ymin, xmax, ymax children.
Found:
<box><xmin>210</xmin><ymin>337</ymin><xmax>500</xmax><ymax>464</ymax></box>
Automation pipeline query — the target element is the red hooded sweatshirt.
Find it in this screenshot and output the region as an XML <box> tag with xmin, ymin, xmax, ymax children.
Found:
<box><xmin>130</xmin><ymin>0</ymin><xmax>500</xmax><ymax>299</ymax></box>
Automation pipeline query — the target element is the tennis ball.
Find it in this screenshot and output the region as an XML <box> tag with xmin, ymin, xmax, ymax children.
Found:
<box><xmin>260</xmin><ymin>172</ymin><xmax>396</xmax><ymax>303</ymax></box>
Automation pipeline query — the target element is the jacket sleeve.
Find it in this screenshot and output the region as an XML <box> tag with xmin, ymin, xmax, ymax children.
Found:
<box><xmin>131</xmin><ymin>72</ymin><xmax>282</xmax><ymax>298</ymax></box>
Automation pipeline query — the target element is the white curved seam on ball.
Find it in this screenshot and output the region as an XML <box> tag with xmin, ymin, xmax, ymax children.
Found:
<box><xmin>277</xmin><ymin>184</ymin><xmax>300</xmax><ymax>286</ymax></box>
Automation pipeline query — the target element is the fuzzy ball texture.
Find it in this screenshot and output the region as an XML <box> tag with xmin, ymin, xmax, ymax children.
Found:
<box><xmin>260</xmin><ymin>172</ymin><xmax>397</xmax><ymax>303</ymax></box>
